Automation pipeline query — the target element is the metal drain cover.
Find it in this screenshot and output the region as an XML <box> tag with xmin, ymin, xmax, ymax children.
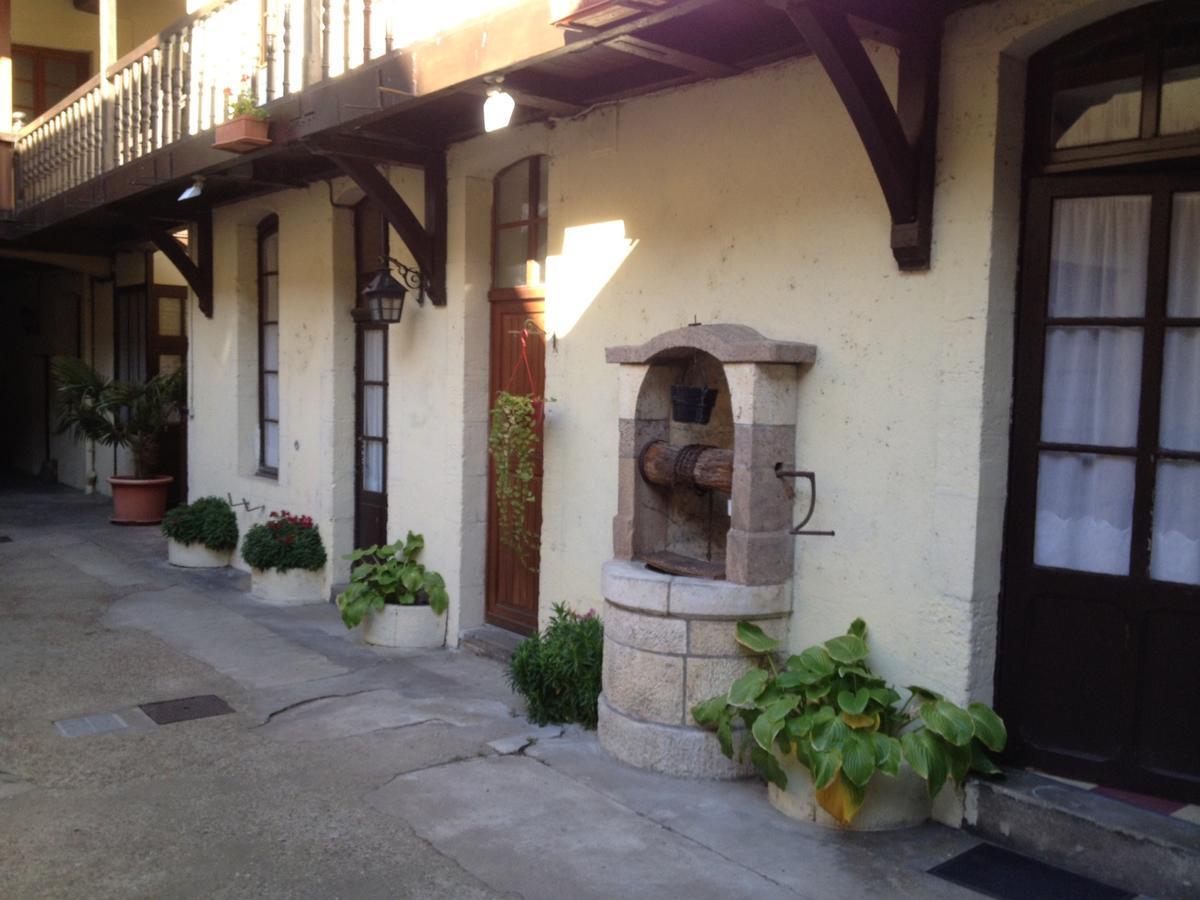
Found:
<box><xmin>0</xmin><ymin>536</ymin><xmax>12</xmax><ymax>543</ymax></box>
<box><xmin>929</xmin><ymin>843</ymin><xmax>1133</xmax><ymax>899</ymax></box>
<box><xmin>139</xmin><ymin>694</ymin><xmax>234</xmax><ymax>725</ymax></box>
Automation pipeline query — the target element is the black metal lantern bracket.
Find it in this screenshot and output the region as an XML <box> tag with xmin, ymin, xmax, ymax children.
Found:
<box><xmin>355</xmin><ymin>256</ymin><xmax>428</xmax><ymax>324</ymax></box>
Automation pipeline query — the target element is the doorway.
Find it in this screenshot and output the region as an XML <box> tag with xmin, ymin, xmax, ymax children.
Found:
<box><xmin>485</xmin><ymin>156</ymin><xmax>548</xmax><ymax>635</ymax></box>
<box><xmin>353</xmin><ymin>200</ymin><xmax>389</xmax><ymax>549</ymax></box>
<box><xmin>998</xmin><ymin>5</ymin><xmax>1200</xmax><ymax>802</ymax></box>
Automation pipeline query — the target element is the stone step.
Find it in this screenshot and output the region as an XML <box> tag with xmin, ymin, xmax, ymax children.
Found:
<box><xmin>460</xmin><ymin>625</ymin><xmax>525</xmax><ymax>665</ymax></box>
<box><xmin>965</xmin><ymin>769</ymin><xmax>1200</xmax><ymax>898</ymax></box>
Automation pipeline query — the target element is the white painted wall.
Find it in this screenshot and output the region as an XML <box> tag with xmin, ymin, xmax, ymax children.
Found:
<box><xmin>182</xmin><ymin>0</ymin><xmax>1159</xmax><ymax>692</ymax></box>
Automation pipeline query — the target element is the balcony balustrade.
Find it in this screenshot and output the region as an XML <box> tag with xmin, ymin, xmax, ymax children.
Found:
<box><xmin>12</xmin><ymin>0</ymin><xmax>403</xmax><ymax>210</ymax></box>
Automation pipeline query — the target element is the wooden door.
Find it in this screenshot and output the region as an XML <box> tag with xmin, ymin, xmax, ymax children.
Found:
<box><xmin>353</xmin><ymin>200</ymin><xmax>390</xmax><ymax>549</ymax></box>
<box><xmin>147</xmin><ymin>285</ymin><xmax>189</xmax><ymax>505</ymax></box>
<box><xmin>354</xmin><ymin>323</ymin><xmax>388</xmax><ymax>549</ymax></box>
<box><xmin>486</xmin><ymin>298</ymin><xmax>545</xmax><ymax>634</ymax></box>
<box><xmin>999</xmin><ymin>173</ymin><xmax>1200</xmax><ymax>802</ymax></box>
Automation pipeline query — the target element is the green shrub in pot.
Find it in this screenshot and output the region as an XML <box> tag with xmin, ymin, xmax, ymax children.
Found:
<box><xmin>691</xmin><ymin>619</ymin><xmax>1006</xmax><ymax>826</ymax></box>
<box><xmin>242</xmin><ymin>510</ymin><xmax>327</xmax><ymax>572</ymax></box>
<box><xmin>508</xmin><ymin>603</ymin><xmax>603</xmax><ymax>728</ymax></box>
<box><xmin>336</xmin><ymin>532</ymin><xmax>449</xmax><ymax>629</ymax></box>
<box><xmin>161</xmin><ymin>496</ymin><xmax>238</xmax><ymax>551</ymax></box>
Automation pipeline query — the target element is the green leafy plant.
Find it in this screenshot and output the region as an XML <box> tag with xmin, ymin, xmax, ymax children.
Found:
<box><xmin>335</xmin><ymin>532</ymin><xmax>449</xmax><ymax>629</ymax></box>
<box><xmin>161</xmin><ymin>496</ymin><xmax>238</xmax><ymax>551</ymax></box>
<box><xmin>508</xmin><ymin>603</ymin><xmax>603</xmax><ymax>728</ymax></box>
<box><xmin>242</xmin><ymin>510</ymin><xmax>327</xmax><ymax>573</ymax></box>
<box><xmin>52</xmin><ymin>356</ymin><xmax>186</xmax><ymax>479</ymax></box>
<box><xmin>223</xmin><ymin>74</ymin><xmax>268</xmax><ymax>119</ymax></box>
<box><xmin>488</xmin><ymin>391</ymin><xmax>540</xmax><ymax>571</ymax></box>
<box><xmin>692</xmin><ymin>619</ymin><xmax>1006</xmax><ymax>826</ymax></box>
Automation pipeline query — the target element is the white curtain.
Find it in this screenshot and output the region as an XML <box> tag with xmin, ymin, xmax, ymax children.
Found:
<box><xmin>1036</xmin><ymin>196</ymin><xmax>1148</xmax><ymax>575</ymax></box>
<box><xmin>1035</xmin><ymin>193</ymin><xmax>1200</xmax><ymax>584</ymax></box>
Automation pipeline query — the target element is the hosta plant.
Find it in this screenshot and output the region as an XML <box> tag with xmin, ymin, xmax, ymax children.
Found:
<box><xmin>691</xmin><ymin>619</ymin><xmax>1006</xmax><ymax>826</ymax></box>
<box><xmin>162</xmin><ymin>496</ymin><xmax>239</xmax><ymax>551</ymax></box>
<box><xmin>336</xmin><ymin>532</ymin><xmax>449</xmax><ymax>629</ymax></box>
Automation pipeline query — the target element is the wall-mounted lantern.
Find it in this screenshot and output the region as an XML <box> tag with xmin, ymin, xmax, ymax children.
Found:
<box><xmin>355</xmin><ymin>257</ymin><xmax>425</xmax><ymax>325</ymax></box>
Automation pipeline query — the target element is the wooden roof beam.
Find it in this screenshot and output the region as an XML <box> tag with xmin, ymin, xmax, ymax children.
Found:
<box><xmin>601</xmin><ymin>36</ymin><xmax>740</xmax><ymax>78</ymax></box>
<box><xmin>775</xmin><ymin>1</ymin><xmax>941</xmax><ymax>269</ymax></box>
<box><xmin>322</xmin><ymin>151</ymin><xmax>447</xmax><ymax>306</ymax></box>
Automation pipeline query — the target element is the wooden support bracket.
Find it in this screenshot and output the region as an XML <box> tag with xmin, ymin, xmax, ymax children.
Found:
<box><xmin>318</xmin><ymin>149</ymin><xmax>447</xmax><ymax>305</ymax></box>
<box><xmin>120</xmin><ymin>210</ymin><xmax>213</xmax><ymax>317</ymax></box>
<box><xmin>776</xmin><ymin>1</ymin><xmax>941</xmax><ymax>270</ymax></box>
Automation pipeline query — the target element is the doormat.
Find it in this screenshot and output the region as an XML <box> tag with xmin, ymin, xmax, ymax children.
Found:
<box><xmin>928</xmin><ymin>843</ymin><xmax>1134</xmax><ymax>900</ymax></box>
<box><xmin>139</xmin><ymin>694</ymin><xmax>234</xmax><ymax>725</ymax></box>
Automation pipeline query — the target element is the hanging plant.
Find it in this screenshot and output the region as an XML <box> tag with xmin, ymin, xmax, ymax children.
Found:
<box><xmin>489</xmin><ymin>390</ymin><xmax>540</xmax><ymax>571</ymax></box>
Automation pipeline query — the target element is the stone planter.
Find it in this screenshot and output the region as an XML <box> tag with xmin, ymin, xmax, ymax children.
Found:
<box><xmin>167</xmin><ymin>539</ymin><xmax>232</xmax><ymax>568</ymax></box>
<box><xmin>250</xmin><ymin>567</ymin><xmax>325</xmax><ymax>606</ymax></box>
<box><xmin>768</xmin><ymin>749</ymin><xmax>932</xmax><ymax>831</ymax></box>
<box><xmin>108</xmin><ymin>475</ymin><xmax>173</xmax><ymax>525</ymax></box>
<box><xmin>360</xmin><ymin>603</ymin><xmax>446</xmax><ymax>649</ymax></box>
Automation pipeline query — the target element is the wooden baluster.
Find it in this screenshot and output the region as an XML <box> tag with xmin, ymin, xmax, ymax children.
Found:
<box><xmin>116</xmin><ymin>71</ymin><xmax>126</xmax><ymax>164</ymax></box>
<box><xmin>196</xmin><ymin>35</ymin><xmax>207</xmax><ymax>131</ymax></box>
<box><xmin>321</xmin><ymin>0</ymin><xmax>331</xmax><ymax>80</ymax></box>
<box><xmin>265</xmin><ymin>28</ymin><xmax>276</xmax><ymax>102</ymax></box>
<box><xmin>363</xmin><ymin>0</ymin><xmax>371</xmax><ymax>64</ymax></box>
<box><xmin>343</xmin><ymin>0</ymin><xmax>351</xmax><ymax>74</ymax></box>
<box><xmin>282</xmin><ymin>1</ymin><xmax>291</xmax><ymax>96</ymax></box>
<box><xmin>95</xmin><ymin>88</ymin><xmax>104</xmax><ymax>175</ymax></box>
<box><xmin>157</xmin><ymin>45</ymin><xmax>168</xmax><ymax>149</ymax></box>
<box><xmin>179</xmin><ymin>26</ymin><xmax>191</xmax><ymax>136</ymax></box>
<box><xmin>70</xmin><ymin>108</ymin><xmax>79</xmax><ymax>191</ymax></box>
<box><xmin>141</xmin><ymin>58</ymin><xmax>152</xmax><ymax>155</ymax></box>
<box><xmin>130</xmin><ymin>65</ymin><xmax>139</xmax><ymax>158</ymax></box>
<box><xmin>385</xmin><ymin>6</ymin><xmax>393</xmax><ymax>54</ymax></box>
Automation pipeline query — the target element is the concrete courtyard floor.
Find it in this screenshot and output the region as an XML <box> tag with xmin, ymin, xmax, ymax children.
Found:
<box><xmin>0</xmin><ymin>479</ymin><xmax>987</xmax><ymax>899</ymax></box>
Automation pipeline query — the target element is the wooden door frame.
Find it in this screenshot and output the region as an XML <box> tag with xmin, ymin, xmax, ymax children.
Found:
<box><xmin>353</xmin><ymin>322</ymin><xmax>389</xmax><ymax>549</ymax></box>
<box><xmin>997</xmin><ymin>171</ymin><xmax>1200</xmax><ymax>799</ymax></box>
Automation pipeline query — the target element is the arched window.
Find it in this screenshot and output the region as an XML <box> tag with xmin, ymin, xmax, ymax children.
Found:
<box><xmin>491</xmin><ymin>156</ymin><xmax>548</xmax><ymax>294</ymax></box>
<box><xmin>257</xmin><ymin>215</ymin><xmax>280</xmax><ymax>475</ymax></box>
<box><xmin>1027</xmin><ymin>2</ymin><xmax>1200</xmax><ymax>174</ymax></box>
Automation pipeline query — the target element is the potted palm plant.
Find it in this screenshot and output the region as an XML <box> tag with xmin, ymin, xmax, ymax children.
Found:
<box><xmin>52</xmin><ymin>357</ymin><xmax>185</xmax><ymax>525</ymax></box>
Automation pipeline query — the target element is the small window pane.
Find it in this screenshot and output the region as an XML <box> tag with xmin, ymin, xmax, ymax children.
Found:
<box><xmin>44</xmin><ymin>82</ymin><xmax>72</xmax><ymax>109</ymax></box>
<box><xmin>1161</xmin><ymin>46</ymin><xmax>1200</xmax><ymax>136</ymax></box>
<box><xmin>1160</xmin><ymin>328</ymin><xmax>1200</xmax><ymax>452</ymax></box>
<box><xmin>13</xmin><ymin>82</ymin><xmax>34</xmax><ymax>109</ymax></box>
<box><xmin>13</xmin><ymin>52</ymin><xmax>33</xmax><ymax>81</ymax></box>
<box><xmin>158</xmin><ymin>354</ymin><xmax>182</xmax><ymax>376</ymax></box>
<box><xmin>1052</xmin><ymin>74</ymin><xmax>1142</xmax><ymax>148</ymax></box>
<box><xmin>43</xmin><ymin>58</ymin><xmax>80</xmax><ymax>88</ymax></box>
<box><xmin>1049</xmin><ymin>196</ymin><xmax>1150</xmax><ymax>318</ymax></box>
<box><xmin>495</xmin><ymin>162</ymin><xmax>530</xmax><ymax>224</ymax></box>
<box><xmin>264</xmin><ymin>372</ymin><xmax>279</xmax><ymax>419</ymax></box>
<box><xmin>158</xmin><ymin>295</ymin><xmax>183</xmax><ymax>337</ymax></box>
<box><xmin>263</xmin><ymin>421</ymin><xmax>279</xmax><ymax>469</ymax></box>
<box><xmin>1151</xmin><ymin>461</ymin><xmax>1200</xmax><ymax>585</ymax></box>
<box><xmin>537</xmin><ymin>159</ymin><xmax>548</xmax><ymax>217</ymax></box>
<box><xmin>362</xmin><ymin>440</ymin><xmax>384</xmax><ymax>492</ymax></box>
<box><xmin>363</xmin><ymin>328</ymin><xmax>384</xmax><ymax>381</ymax></box>
<box><xmin>262</xmin><ymin>323</ymin><xmax>279</xmax><ymax>371</ymax></box>
<box><xmin>1168</xmin><ymin>193</ymin><xmax>1200</xmax><ymax>318</ymax></box>
<box><xmin>1041</xmin><ymin>327</ymin><xmax>1143</xmax><ymax>447</ymax></box>
<box><xmin>1035</xmin><ymin>451</ymin><xmax>1135</xmax><ymax>575</ymax></box>
<box><xmin>363</xmin><ymin>385</ymin><xmax>384</xmax><ymax>438</ymax></box>
<box><xmin>262</xmin><ymin>274</ymin><xmax>278</xmax><ymax>321</ymax></box>
<box><xmin>495</xmin><ymin>225</ymin><xmax>529</xmax><ymax>288</ymax></box>
<box><xmin>261</xmin><ymin>228</ymin><xmax>278</xmax><ymax>272</ymax></box>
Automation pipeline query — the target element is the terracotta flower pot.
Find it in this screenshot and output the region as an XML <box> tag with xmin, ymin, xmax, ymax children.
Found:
<box><xmin>109</xmin><ymin>475</ymin><xmax>174</xmax><ymax>525</ymax></box>
<box><xmin>213</xmin><ymin>114</ymin><xmax>271</xmax><ymax>153</ymax></box>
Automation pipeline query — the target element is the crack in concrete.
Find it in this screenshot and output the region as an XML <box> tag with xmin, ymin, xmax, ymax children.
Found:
<box><xmin>254</xmin><ymin>689</ymin><xmax>378</xmax><ymax>726</ymax></box>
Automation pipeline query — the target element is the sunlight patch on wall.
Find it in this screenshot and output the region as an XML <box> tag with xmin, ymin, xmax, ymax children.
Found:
<box><xmin>544</xmin><ymin>220</ymin><xmax>637</xmax><ymax>338</ymax></box>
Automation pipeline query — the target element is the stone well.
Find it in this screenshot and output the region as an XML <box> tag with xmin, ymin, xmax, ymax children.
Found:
<box><xmin>599</xmin><ymin>324</ymin><xmax>816</xmax><ymax>779</ymax></box>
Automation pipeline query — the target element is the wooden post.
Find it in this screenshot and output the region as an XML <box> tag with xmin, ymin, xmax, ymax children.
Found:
<box><xmin>99</xmin><ymin>0</ymin><xmax>118</xmax><ymax>171</ymax></box>
<box><xmin>0</xmin><ymin>0</ymin><xmax>14</xmax><ymax>210</ymax></box>
<box><xmin>638</xmin><ymin>442</ymin><xmax>733</xmax><ymax>495</ymax></box>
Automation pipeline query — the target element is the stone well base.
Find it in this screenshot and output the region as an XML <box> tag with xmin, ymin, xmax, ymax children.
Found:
<box><xmin>598</xmin><ymin>559</ymin><xmax>791</xmax><ymax>779</ymax></box>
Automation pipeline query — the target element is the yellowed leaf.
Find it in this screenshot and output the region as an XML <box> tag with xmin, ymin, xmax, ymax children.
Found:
<box><xmin>841</xmin><ymin>711</ymin><xmax>879</xmax><ymax>731</ymax></box>
<box><xmin>814</xmin><ymin>772</ymin><xmax>865</xmax><ymax>826</ymax></box>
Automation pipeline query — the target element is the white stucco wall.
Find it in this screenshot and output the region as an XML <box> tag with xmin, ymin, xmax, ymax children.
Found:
<box><xmin>181</xmin><ymin>0</ymin><xmax>1158</xmax><ymax>690</ymax></box>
